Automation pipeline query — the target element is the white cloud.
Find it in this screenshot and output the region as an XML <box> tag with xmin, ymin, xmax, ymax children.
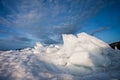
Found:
<box><xmin>0</xmin><ymin>0</ymin><xmax>119</xmax><ymax>49</ymax></box>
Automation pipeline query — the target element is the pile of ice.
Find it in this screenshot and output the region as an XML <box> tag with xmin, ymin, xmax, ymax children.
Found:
<box><xmin>0</xmin><ymin>32</ymin><xmax>120</xmax><ymax>80</ymax></box>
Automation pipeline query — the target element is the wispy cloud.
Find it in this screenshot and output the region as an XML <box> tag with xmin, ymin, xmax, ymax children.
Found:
<box><xmin>0</xmin><ymin>0</ymin><xmax>119</xmax><ymax>50</ymax></box>
<box><xmin>0</xmin><ymin>16</ymin><xmax>11</xmax><ymax>26</ymax></box>
<box><xmin>91</xmin><ymin>27</ymin><xmax>110</xmax><ymax>35</ymax></box>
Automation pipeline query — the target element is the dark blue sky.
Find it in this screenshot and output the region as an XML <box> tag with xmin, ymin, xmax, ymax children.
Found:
<box><xmin>0</xmin><ymin>0</ymin><xmax>120</xmax><ymax>50</ymax></box>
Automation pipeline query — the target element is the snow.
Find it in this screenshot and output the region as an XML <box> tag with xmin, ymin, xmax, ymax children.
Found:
<box><xmin>0</xmin><ymin>32</ymin><xmax>120</xmax><ymax>80</ymax></box>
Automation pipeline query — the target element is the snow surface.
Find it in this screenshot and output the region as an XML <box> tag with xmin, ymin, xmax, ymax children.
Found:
<box><xmin>0</xmin><ymin>32</ymin><xmax>120</xmax><ymax>80</ymax></box>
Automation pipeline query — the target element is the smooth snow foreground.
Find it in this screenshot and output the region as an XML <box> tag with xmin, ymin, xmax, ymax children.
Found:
<box><xmin>0</xmin><ymin>32</ymin><xmax>120</xmax><ymax>80</ymax></box>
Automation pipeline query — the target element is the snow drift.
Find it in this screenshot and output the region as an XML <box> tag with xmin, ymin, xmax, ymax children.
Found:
<box><xmin>0</xmin><ymin>32</ymin><xmax>120</xmax><ymax>80</ymax></box>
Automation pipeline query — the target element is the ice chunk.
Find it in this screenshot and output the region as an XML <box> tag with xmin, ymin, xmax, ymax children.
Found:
<box><xmin>0</xmin><ymin>32</ymin><xmax>120</xmax><ymax>80</ymax></box>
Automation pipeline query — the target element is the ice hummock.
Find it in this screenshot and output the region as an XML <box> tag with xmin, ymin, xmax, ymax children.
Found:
<box><xmin>0</xmin><ymin>32</ymin><xmax>120</xmax><ymax>80</ymax></box>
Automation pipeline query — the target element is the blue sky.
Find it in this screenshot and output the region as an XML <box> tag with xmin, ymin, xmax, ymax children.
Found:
<box><xmin>0</xmin><ymin>0</ymin><xmax>120</xmax><ymax>50</ymax></box>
